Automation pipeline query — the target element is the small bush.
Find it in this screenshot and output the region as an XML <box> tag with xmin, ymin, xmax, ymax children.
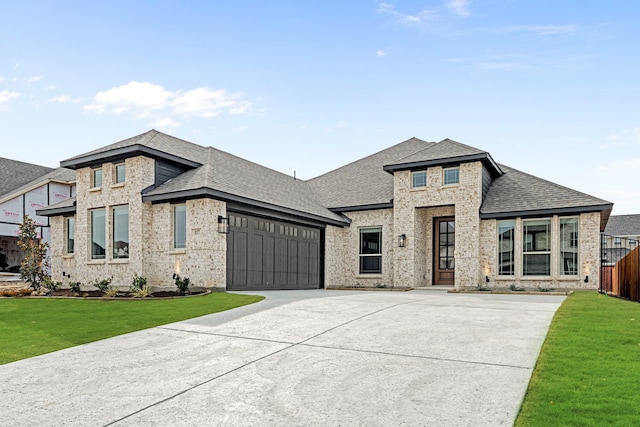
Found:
<box><xmin>41</xmin><ymin>276</ymin><xmax>62</xmax><ymax>292</ymax></box>
<box><xmin>69</xmin><ymin>281</ymin><xmax>82</xmax><ymax>294</ymax></box>
<box><xmin>90</xmin><ymin>277</ymin><xmax>113</xmax><ymax>293</ymax></box>
<box><xmin>476</xmin><ymin>284</ymin><xmax>491</xmax><ymax>291</ymax></box>
<box><xmin>0</xmin><ymin>288</ymin><xmax>32</xmax><ymax>297</ymax></box>
<box><xmin>537</xmin><ymin>285</ymin><xmax>555</xmax><ymax>293</ymax></box>
<box><xmin>104</xmin><ymin>287</ymin><xmax>120</xmax><ymax>298</ymax></box>
<box><xmin>130</xmin><ymin>274</ymin><xmax>147</xmax><ymax>292</ymax></box>
<box><xmin>131</xmin><ymin>285</ymin><xmax>152</xmax><ymax>298</ymax></box>
<box><xmin>509</xmin><ymin>284</ymin><xmax>525</xmax><ymax>292</ymax></box>
<box><xmin>174</xmin><ymin>274</ymin><xmax>191</xmax><ymax>294</ymax></box>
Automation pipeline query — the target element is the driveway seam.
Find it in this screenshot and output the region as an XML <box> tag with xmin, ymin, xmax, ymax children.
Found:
<box><xmin>104</xmin><ymin>300</ymin><xmax>412</xmax><ymax>426</ymax></box>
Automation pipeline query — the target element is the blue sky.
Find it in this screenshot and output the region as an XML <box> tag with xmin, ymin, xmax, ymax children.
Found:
<box><xmin>1</xmin><ymin>1</ymin><xmax>639</xmax><ymax>214</ymax></box>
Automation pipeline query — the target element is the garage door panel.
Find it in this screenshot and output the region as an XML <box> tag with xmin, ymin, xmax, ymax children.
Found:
<box><xmin>227</xmin><ymin>213</ymin><xmax>321</xmax><ymax>290</ymax></box>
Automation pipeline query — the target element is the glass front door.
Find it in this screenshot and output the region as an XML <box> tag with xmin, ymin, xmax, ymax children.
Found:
<box><xmin>434</xmin><ymin>217</ymin><xmax>455</xmax><ymax>286</ymax></box>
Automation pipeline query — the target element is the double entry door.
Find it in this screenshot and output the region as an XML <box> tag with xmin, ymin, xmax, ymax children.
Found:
<box><xmin>434</xmin><ymin>217</ymin><xmax>455</xmax><ymax>286</ymax></box>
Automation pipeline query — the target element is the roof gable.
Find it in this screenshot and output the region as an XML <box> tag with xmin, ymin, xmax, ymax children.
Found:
<box><xmin>604</xmin><ymin>214</ymin><xmax>640</xmax><ymax>236</ymax></box>
<box><xmin>0</xmin><ymin>157</ymin><xmax>54</xmax><ymax>199</ymax></box>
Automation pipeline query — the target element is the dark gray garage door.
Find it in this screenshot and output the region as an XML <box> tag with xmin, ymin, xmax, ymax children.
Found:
<box><xmin>226</xmin><ymin>213</ymin><xmax>321</xmax><ymax>290</ymax></box>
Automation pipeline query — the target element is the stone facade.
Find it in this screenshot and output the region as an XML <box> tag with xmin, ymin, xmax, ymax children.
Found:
<box><xmin>51</xmin><ymin>156</ymin><xmax>227</xmax><ymax>290</ymax></box>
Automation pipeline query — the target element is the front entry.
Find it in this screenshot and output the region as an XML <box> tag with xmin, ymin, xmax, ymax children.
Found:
<box><xmin>434</xmin><ymin>217</ymin><xmax>455</xmax><ymax>286</ymax></box>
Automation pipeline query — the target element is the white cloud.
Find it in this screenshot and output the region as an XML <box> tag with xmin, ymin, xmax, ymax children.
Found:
<box><xmin>153</xmin><ymin>117</ymin><xmax>180</xmax><ymax>129</ymax></box>
<box><xmin>324</xmin><ymin>120</ymin><xmax>348</xmax><ymax>133</ymax></box>
<box><xmin>85</xmin><ymin>81</ymin><xmax>251</xmax><ymax>125</ymax></box>
<box><xmin>0</xmin><ymin>76</ymin><xmax>4</xmax><ymax>83</ymax></box>
<box><xmin>377</xmin><ymin>2</ymin><xmax>438</xmax><ymax>25</ymax></box>
<box><xmin>376</xmin><ymin>49</ymin><xmax>388</xmax><ymax>57</ymax></box>
<box><xmin>0</xmin><ymin>90</ymin><xmax>20</xmax><ymax>111</ymax></box>
<box><xmin>601</xmin><ymin>128</ymin><xmax>640</xmax><ymax>148</ymax></box>
<box><xmin>25</xmin><ymin>75</ymin><xmax>43</xmax><ymax>84</ymax></box>
<box><xmin>446</xmin><ymin>0</ymin><xmax>470</xmax><ymax>17</ymax></box>
<box><xmin>45</xmin><ymin>85</ymin><xmax>56</xmax><ymax>91</ymax></box>
<box><xmin>496</xmin><ymin>24</ymin><xmax>578</xmax><ymax>36</ymax></box>
<box><xmin>47</xmin><ymin>94</ymin><xmax>82</xmax><ymax>103</ymax></box>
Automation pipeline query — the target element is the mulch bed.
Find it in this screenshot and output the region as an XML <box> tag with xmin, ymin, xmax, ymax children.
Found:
<box><xmin>49</xmin><ymin>289</ymin><xmax>207</xmax><ymax>298</ymax></box>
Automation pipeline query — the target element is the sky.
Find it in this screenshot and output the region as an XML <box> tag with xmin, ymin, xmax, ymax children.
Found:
<box><xmin>1</xmin><ymin>0</ymin><xmax>639</xmax><ymax>214</ymax></box>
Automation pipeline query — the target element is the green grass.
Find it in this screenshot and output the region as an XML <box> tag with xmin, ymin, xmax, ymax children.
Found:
<box><xmin>0</xmin><ymin>292</ymin><xmax>264</xmax><ymax>365</ymax></box>
<box><xmin>516</xmin><ymin>291</ymin><xmax>640</xmax><ymax>426</ymax></box>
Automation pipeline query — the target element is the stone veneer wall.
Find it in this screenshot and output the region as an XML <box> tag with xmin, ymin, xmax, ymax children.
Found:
<box><xmin>324</xmin><ymin>209</ymin><xmax>394</xmax><ymax>288</ymax></box>
<box><xmin>479</xmin><ymin>212</ymin><xmax>601</xmax><ymax>289</ymax></box>
<box><xmin>393</xmin><ymin>162</ymin><xmax>484</xmax><ymax>288</ymax></box>
<box><xmin>51</xmin><ymin>156</ymin><xmax>227</xmax><ymax>290</ymax></box>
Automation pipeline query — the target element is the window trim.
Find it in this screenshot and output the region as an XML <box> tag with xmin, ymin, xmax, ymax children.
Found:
<box><xmin>65</xmin><ymin>216</ymin><xmax>75</xmax><ymax>254</ymax></box>
<box><xmin>443</xmin><ymin>166</ymin><xmax>460</xmax><ymax>185</ymax></box>
<box><xmin>411</xmin><ymin>171</ymin><xmax>427</xmax><ymax>189</ymax></box>
<box><xmin>359</xmin><ymin>227</ymin><xmax>382</xmax><ymax>274</ymax></box>
<box><xmin>559</xmin><ymin>217</ymin><xmax>579</xmax><ymax>276</ymax></box>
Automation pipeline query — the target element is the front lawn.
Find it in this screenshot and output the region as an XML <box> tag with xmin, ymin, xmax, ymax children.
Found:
<box><xmin>516</xmin><ymin>291</ymin><xmax>640</xmax><ymax>426</ymax></box>
<box><xmin>0</xmin><ymin>292</ymin><xmax>264</xmax><ymax>365</ymax></box>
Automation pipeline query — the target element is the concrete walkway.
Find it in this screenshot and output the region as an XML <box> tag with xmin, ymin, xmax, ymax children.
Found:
<box><xmin>0</xmin><ymin>290</ymin><xmax>564</xmax><ymax>426</ymax></box>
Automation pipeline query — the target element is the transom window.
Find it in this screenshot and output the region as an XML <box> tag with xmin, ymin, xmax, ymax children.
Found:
<box><xmin>497</xmin><ymin>220</ymin><xmax>515</xmax><ymax>276</ymax></box>
<box><xmin>523</xmin><ymin>219</ymin><xmax>551</xmax><ymax>276</ymax></box>
<box><xmin>360</xmin><ymin>227</ymin><xmax>382</xmax><ymax>274</ymax></box>
<box><xmin>412</xmin><ymin>171</ymin><xmax>427</xmax><ymax>188</ymax></box>
<box><xmin>91</xmin><ymin>167</ymin><xmax>103</xmax><ymax>188</ymax></box>
<box><xmin>443</xmin><ymin>167</ymin><xmax>460</xmax><ymax>185</ymax></box>
<box><xmin>114</xmin><ymin>163</ymin><xmax>126</xmax><ymax>184</ymax></box>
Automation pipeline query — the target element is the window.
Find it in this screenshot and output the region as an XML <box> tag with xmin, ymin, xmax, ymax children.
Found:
<box><xmin>114</xmin><ymin>163</ymin><xmax>126</xmax><ymax>184</ymax></box>
<box><xmin>412</xmin><ymin>171</ymin><xmax>427</xmax><ymax>188</ymax></box>
<box><xmin>614</xmin><ymin>237</ymin><xmax>621</xmax><ymax>245</ymax></box>
<box><xmin>90</xmin><ymin>209</ymin><xmax>106</xmax><ymax>259</ymax></box>
<box><xmin>173</xmin><ymin>204</ymin><xmax>186</xmax><ymax>249</ymax></box>
<box><xmin>91</xmin><ymin>167</ymin><xmax>103</xmax><ymax>188</ymax></box>
<box><xmin>560</xmin><ymin>218</ymin><xmax>578</xmax><ymax>275</ymax></box>
<box><xmin>112</xmin><ymin>206</ymin><xmax>129</xmax><ymax>259</ymax></box>
<box><xmin>443</xmin><ymin>167</ymin><xmax>460</xmax><ymax>185</ymax></box>
<box><xmin>523</xmin><ymin>219</ymin><xmax>551</xmax><ymax>276</ymax></box>
<box><xmin>360</xmin><ymin>227</ymin><xmax>382</xmax><ymax>274</ymax></box>
<box><xmin>497</xmin><ymin>220</ymin><xmax>515</xmax><ymax>276</ymax></box>
<box><xmin>66</xmin><ymin>217</ymin><xmax>75</xmax><ymax>254</ymax></box>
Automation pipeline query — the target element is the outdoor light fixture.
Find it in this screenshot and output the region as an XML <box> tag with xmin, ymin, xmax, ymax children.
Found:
<box><xmin>398</xmin><ymin>234</ymin><xmax>406</xmax><ymax>247</ymax></box>
<box><xmin>172</xmin><ymin>273</ymin><xmax>177</xmax><ymax>280</ymax></box>
<box><xmin>584</xmin><ymin>275</ymin><xmax>589</xmax><ymax>283</ymax></box>
<box><xmin>485</xmin><ymin>275</ymin><xmax>490</xmax><ymax>283</ymax></box>
<box><xmin>217</xmin><ymin>215</ymin><xmax>229</xmax><ymax>234</ymax></box>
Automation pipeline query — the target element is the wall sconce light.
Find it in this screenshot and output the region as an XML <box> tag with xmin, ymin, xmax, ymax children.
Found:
<box><xmin>217</xmin><ymin>215</ymin><xmax>229</xmax><ymax>234</ymax></box>
<box><xmin>485</xmin><ymin>275</ymin><xmax>490</xmax><ymax>283</ymax></box>
<box><xmin>398</xmin><ymin>234</ymin><xmax>406</xmax><ymax>247</ymax></box>
<box><xmin>172</xmin><ymin>273</ymin><xmax>177</xmax><ymax>280</ymax></box>
<box><xmin>584</xmin><ymin>275</ymin><xmax>589</xmax><ymax>283</ymax></box>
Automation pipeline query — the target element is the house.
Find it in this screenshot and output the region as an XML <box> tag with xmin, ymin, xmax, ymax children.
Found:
<box><xmin>37</xmin><ymin>130</ymin><xmax>612</xmax><ymax>290</ymax></box>
<box><xmin>0</xmin><ymin>157</ymin><xmax>75</xmax><ymax>271</ymax></box>
<box><xmin>601</xmin><ymin>214</ymin><xmax>640</xmax><ymax>265</ymax></box>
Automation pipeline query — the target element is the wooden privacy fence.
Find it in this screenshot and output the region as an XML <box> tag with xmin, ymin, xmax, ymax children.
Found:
<box><xmin>602</xmin><ymin>245</ymin><xmax>640</xmax><ymax>302</ymax></box>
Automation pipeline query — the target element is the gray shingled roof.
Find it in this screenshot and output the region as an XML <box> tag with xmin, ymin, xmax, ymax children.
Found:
<box><xmin>144</xmin><ymin>146</ymin><xmax>346</xmax><ymax>223</ymax></box>
<box><xmin>308</xmin><ymin>137</ymin><xmax>435</xmax><ymax>209</ymax></box>
<box><xmin>0</xmin><ymin>157</ymin><xmax>54</xmax><ymax>199</ymax></box>
<box><xmin>481</xmin><ymin>164</ymin><xmax>612</xmax><ymax>229</ymax></box>
<box><xmin>604</xmin><ymin>214</ymin><xmax>640</xmax><ymax>236</ymax></box>
<box><xmin>2</xmin><ymin>167</ymin><xmax>76</xmax><ymax>201</ymax></box>
<box><xmin>387</xmin><ymin>138</ymin><xmax>487</xmax><ymax>166</ymax></box>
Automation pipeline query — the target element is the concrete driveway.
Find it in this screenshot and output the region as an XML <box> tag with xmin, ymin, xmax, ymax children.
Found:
<box><xmin>0</xmin><ymin>290</ymin><xmax>564</xmax><ymax>426</ymax></box>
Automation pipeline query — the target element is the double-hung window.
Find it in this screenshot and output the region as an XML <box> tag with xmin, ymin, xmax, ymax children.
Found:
<box><xmin>91</xmin><ymin>167</ymin><xmax>103</xmax><ymax>188</ymax></box>
<box><xmin>559</xmin><ymin>217</ymin><xmax>578</xmax><ymax>275</ymax></box>
<box><xmin>359</xmin><ymin>227</ymin><xmax>382</xmax><ymax>274</ymax></box>
<box><xmin>90</xmin><ymin>208</ymin><xmax>106</xmax><ymax>259</ymax></box>
<box><xmin>443</xmin><ymin>167</ymin><xmax>459</xmax><ymax>185</ymax></box>
<box><xmin>173</xmin><ymin>204</ymin><xmax>186</xmax><ymax>249</ymax></box>
<box><xmin>114</xmin><ymin>163</ymin><xmax>126</xmax><ymax>184</ymax></box>
<box><xmin>112</xmin><ymin>206</ymin><xmax>129</xmax><ymax>259</ymax></box>
<box><xmin>523</xmin><ymin>219</ymin><xmax>551</xmax><ymax>276</ymax></box>
<box><xmin>497</xmin><ymin>220</ymin><xmax>515</xmax><ymax>276</ymax></box>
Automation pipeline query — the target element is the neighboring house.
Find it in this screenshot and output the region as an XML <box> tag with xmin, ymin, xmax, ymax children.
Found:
<box><xmin>0</xmin><ymin>158</ymin><xmax>75</xmax><ymax>271</ymax></box>
<box><xmin>38</xmin><ymin>130</ymin><xmax>612</xmax><ymax>290</ymax></box>
<box><xmin>601</xmin><ymin>214</ymin><xmax>640</xmax><ymax>265</ymax></box>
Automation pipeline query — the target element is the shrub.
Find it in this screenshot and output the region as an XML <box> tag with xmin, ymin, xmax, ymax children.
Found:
<box><xmin>41</xmin><ymin>276</ymin><xmax>62</xmax><ymax>292</ymax></box>
<box><xmin>509</xmin><ymin>284</ymin><xmax>525</xmax><ymax>292</ymax></box>
<box><xmin>69</xmin><ymin>282</ymin><xmax>82</xmax><ymax>294</ymax></box>
<box><xmin>0</xmin><ymin>288</ymin><xmax>32</xmax><ymax>297</ymax></box>
<box><xmin>131</xmin><ymin>285</ymin><xmax>152</xmax><ymax>298</ymax></box>
<box><xmin>104</xmin><ymin>287</ymin><xmax>119</xmax><ymax>298</ymax></box>
<box><xmin>17</xmin><ymin>215</ymin><xmax>50</xmax><ymax>290</ymax></box>
<box><xmin>90</xmin><ymin>277</ymin><xmax>113</xmax><ymax>293</ymax></box>
<box><xmin>174</xmin><ymin>274</ymin><xmax>191</xmax><ymax>294</ymax></box>
<box><xmin>130</xmin><ymin>274</ymin><xmax>147</xmax><ymax>292</ymax></box>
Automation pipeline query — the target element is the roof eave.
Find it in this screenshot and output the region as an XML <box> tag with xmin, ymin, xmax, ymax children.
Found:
<box><xmin>36</xmin><ymin>204</ymin><xmax>77</xmax><ymax>217</ymax></box>
<box><xmin>383</xmin><ymin>153</ymin><xmax>503</xmax><ymax>177</ymax></box>
<box><xmin>330</xmin><ymin>202</ymin><xmax>394</xmax><ymax>213</ymax></box>
<box><xmin>142</xmin><ymin>188</ymin><xmax>350</xmax><ymax>227</ymax></box>
<box><xmin>60</xmin><ymin>145</ymin><xmax>201</xmax><ymax>170</ymax></box>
